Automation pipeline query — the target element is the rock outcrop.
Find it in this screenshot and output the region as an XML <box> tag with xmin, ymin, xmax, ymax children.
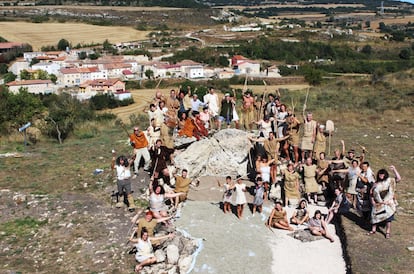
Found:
<box><xmin>174</xmin><ymin>129</ymin><xmax>250</xmax><ymax>178</ymax></box>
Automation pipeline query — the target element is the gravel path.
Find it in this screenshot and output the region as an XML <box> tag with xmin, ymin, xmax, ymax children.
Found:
<box><xmin>175</xmin><ymin>177</ymin><xmax>347</xmax><ymax>274</ymax></box>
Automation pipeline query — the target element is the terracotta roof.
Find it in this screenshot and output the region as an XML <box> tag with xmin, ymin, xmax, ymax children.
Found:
<box><xmin>60</xmin><ymin>67</ymin><xmax>100</xmax><ymax>74</ymax></box>
<box><xmin>103</xmin><ymin>63</ymin><xmax>132</xmax><ymax>70</ymax></box>
<box><xmin>177</xmin><ymin>60</ymin><xmax>201</xmax><ymax>66</ymax></box>
<box><xmin>122</xmin><ymin>70</ymin><xmax>133</xmax><ymax>75</ymax></box>
<box><xmin>80</xmin><ymin>78</ymin><xmax>123</xmax><ymax>87</ymax></box>
<box><xmin>0</xmin><ymin>42</ymin><xmax>24</xmax><ymax>50</ymax></box>
<box><xmin>232</xmin><ymin>55</ymin><xmax>247</xmax><ymax>60</ymax></box>
<box><xmin>7</xmin><ymin>79</ymin><xmax>52</xmax><ymax>86</ymax></box>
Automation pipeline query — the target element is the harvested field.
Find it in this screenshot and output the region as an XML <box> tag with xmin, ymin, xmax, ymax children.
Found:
<box><xmin>369</xmin><ymin>15</ymin><xmax>414</xmax><ymax>30</ymax></box>
<box><xmin>0</xmin><ymin>5</ymin><xmax>185</xmax><ymax>11</ymax></box>
<box><xmin>217</xmin><ymin>4</ymin><xmax>365</xmax><ymax>10</ymax></box>
<box><xmin>0</xmin><ymin>22</ymin><xmax>150</xmax><ymax>50</ymax></box>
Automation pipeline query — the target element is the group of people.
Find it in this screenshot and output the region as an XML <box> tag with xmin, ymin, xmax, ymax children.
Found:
<box><xmin>111</xmin><ymin>86</ymin><xmax>402</xmax><ymax>272</ymax></box>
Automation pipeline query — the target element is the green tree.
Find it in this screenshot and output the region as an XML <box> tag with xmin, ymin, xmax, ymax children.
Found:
<box><xmin>0</xmin><ymin>88</ymin><xmax>44</xmax><ymax>133</ymax></box>
<box><xmin>103</xmin><ymin>39</ymin><xmax>112</xmax><ymax>51</ymax></box>
<box><xmin>302</xmin><ymin>67</ymin><xmax>323</xmax><ymax>86</ymax></box>
<box><xmin>145</xmin><ymin>69</ymin><xmax>154</xmax><ymax>79</ymax></box>
<box><xmin>3</xmin><ymin>72</ymin><xmax>16</xmax><ymax>83</ymax></box>
<box><xmin>361</xmin><ymin>45</ymin><xmax>372</xmax><ymax>55</ymax></box>
<box><xmin>399</xmin><ymin>48</ymin><xmax>411</xmax><ymax>60</ymax></box>
<box><xmin>37</xmin><ymin>70</ymin><xmax>49</xmax><ymax>80</ymax></box>
<box><xmin>20</xmin><ymin>69</ymin><xmax>32</xmax><ymax>80</ymax></box>
<box><xmin>78</xmin><ymin>51</ymin><xmax>87</xmax><ymax>60</ymax></box>
<box><xmin>43</xmin><ymin>93</ymin><xmax>94</xmax><ymax>143</ymax></box>
<box><xmin>218</xmin><ymin>56</ymin><xmax>229</xmax><ymax>67</ymax></box>
<box><xmin>49</xmin><ymin>74</ymin><xmax>57</xmax><ymax>84</ymax></box>
<box><xmin>0</xmin><ymin>63</ymin><xmax>8</xmax><ymax>74</ymax></box>
<box><xmin>391</xmin><ymin>31</ymin><xmax>405</xmax><ymax>42</ymax></box>
<box><xmin>57</xmin><ymin>38</ymin><xmax>70</xmax><ymax>51</ymax></box>
<box><xmin>30</xmin><ymin>58</ymin><xmax>40</xmax><ymax>66</ymax></box>
<box><xmin>88</xmin><ymin>53</ymin><xmax>100</xmax><ymax>60</ymax></box>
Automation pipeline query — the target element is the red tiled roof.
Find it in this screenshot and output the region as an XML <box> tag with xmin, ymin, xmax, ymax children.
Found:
<box><xmin>80</xmin><ymin>78</ymin><xmax>123</xmax><ymax>87</ymax></box>
<box><xmin>0</xmin><ymin>42</ymin><xmax>24</xmax><ymax>50</ymax></box>
<box><xmin>60</xmin><ymin>67</ymin><xmax>100</xmax><ymax>74</ymax></box>
<box><xmin>7</xmin><ymin>79</ymin><xmax>52</xmax><ymax>86</ymax></box>
<box><xmin>122</xmin><ymin>70</ymin><xmax>133</xmax><ymax>75</ymax></box>
<box><xmin>103</xmin><ymin>63</ymin><xmax>132</xmax><ymax>70</ymax></box>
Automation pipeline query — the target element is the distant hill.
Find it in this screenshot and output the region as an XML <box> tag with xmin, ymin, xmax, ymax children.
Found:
<box><xmin>1</xmin><ymin>0</ymin><xmax>412</xmax><ymax>9</ymax></box>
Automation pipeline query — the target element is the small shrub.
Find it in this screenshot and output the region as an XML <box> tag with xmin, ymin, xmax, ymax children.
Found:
<box><xmin>74</xmin><ymin>122</ymin><xmax>99</xmax><ymax>139</ymax></box>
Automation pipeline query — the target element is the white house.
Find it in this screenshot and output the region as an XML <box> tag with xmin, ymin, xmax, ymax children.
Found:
<box><xmin>103</xmin><ymin>63</ymin><xmax>133</xmax><ymax>78</ymax></box>
<box><xmin>32</xmin><ymin>62</ymin><xmax>61</xmax><ymax>75</ymax></box>
<box><xmin>231</xmin><ymin>55</ymin><xmax>260</xmax><ymax>75</ymax></box>
<box><xmin>8</xmin><ymin>58</ymin><xmax>29</xmax><ymax>77</ymax></box>
<box><xmin>6</xmin><ymin>79</ymin><xmax>55</xmax><ymax>94</ymax></box>
<box><xmin>114</xmin><ymin>90</ymin><xmax>132</xmax><ymax>101</ymax></box>
<box><xmin>177</xmin><ymin>60</ymin><xmax>204</xmax><ymax>79</ymax></box>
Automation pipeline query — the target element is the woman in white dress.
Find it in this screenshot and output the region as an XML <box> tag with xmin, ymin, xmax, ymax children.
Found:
<box><xmin>233</xmin><ymin>175</ymin><xmax>247</xmax><ymax>219</ymax></box>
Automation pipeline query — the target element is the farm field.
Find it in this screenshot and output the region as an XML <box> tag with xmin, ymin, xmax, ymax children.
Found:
<box><xmin>0</xmin><ymin>22</ymin><xmax>150</xmax><ymax>50</ymax></box>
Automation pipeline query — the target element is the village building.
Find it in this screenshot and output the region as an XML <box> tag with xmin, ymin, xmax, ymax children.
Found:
<box><xmin>6</xmin><ymin>79</ymin><xmax>55</xmax><ymax>94</ymax></box>
<box><xmin>59</xmin><ymin>67</ymin><xmax>106</xmax><ymax>86</ymax></box>
<box><xmin>231</xmin><ymin>55</ymin><xmax>261</xmax><ymax>76</ymax></box>
<box><xmin>78</xmin><ymin>78</ymin><xmax>125</xmax><ymax>97</ymax></box>
<box><xmin>0</xmin><ymin>42</ymin><xmax>26</xmax><ymax>54</ymax></box>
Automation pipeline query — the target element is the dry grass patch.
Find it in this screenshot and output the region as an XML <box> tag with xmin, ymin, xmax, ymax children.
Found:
<box><xmin>0</xmin><ymin>22</ymin><xmax>150</xmax><ymax>50</ymax></box>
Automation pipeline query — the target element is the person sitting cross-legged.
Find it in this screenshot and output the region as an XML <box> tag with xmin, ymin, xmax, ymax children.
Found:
<box><xmin>129</xmin><ymin>227</ymin><xmax>174</xmax><ymax>272</ymax></box>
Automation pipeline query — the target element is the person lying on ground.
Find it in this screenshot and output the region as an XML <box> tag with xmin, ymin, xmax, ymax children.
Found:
<box><xmin>130</xmin><ymin>227</ymin><xmax>174</xmax><ymax>272</ymax></box>
<box><xmin>308</xmin><ymin>210</ymin><xmax>335</xmax><ymax>242</ymax></box>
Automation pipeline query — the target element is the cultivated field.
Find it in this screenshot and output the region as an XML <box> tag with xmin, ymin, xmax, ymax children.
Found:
<box><xmin>0</xmin><ymin>22</ymin><xmax>150</xmax><ymax>50</ymax></box>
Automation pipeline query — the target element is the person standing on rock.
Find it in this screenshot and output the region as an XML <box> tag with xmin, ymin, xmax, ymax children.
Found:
<box><xmin>203</xmin><ymin>87</ymin><xmax>220</xmax><ymax>130</ymax></box>
<box><xmin>129</xmin><ymin>126</ymin><xmax>151</xmax><ymax>178</ymax></box>
<box><xmin>301</xmin><ymin>112</ymin><xmax>317</xmax><ymax>161</ymax></box>
<box><xmin>173</xmin><ymin>169</ymin><xmax>192</xmax><ymax>208</ymax></box>
<box><xmin>233</xmin><ymin>175</ymin><xmax>247</xmax><ymax>219</ymax></box>
<box><xmin>111</xmin><ymin>153</ymin><xmax>136</xmax><ymax>212</ymax></box>
<box><xmin>240</xmin><ymin>90</ymin><xmax>256</xmax><ymax>131</ymax></box>
<box><xmin>149</xmin><ymin>139</ymin><xmax>175</xmax><ymax>186</ymax></box>
<box><xmin>300</xmin><ymin>157</ymin><xmax>320</xmax><ymax>205</ymax></box>
<box><xmin>252</xmin><ymin>177</ymin><xmax>265</xmax><ymax>216</ymax></box>
<box><xmin>218</xmin><ymin>176</ymin><xmax>234</xmax><ymax>214</ymax></box>
<box><xmin>130</xmin><ymin>227</ymin><xmax>174</xmax><ymax>272</ymax></box>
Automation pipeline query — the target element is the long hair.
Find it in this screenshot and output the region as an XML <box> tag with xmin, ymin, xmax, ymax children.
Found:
<box><xmin>376</xmin><ymin>168</ymin><xmax>389</xmax><ymax>182</ymax></box>
<box><xmin>116</xmin><ymin>155</ymin><xmax>129</xmax><ymax>167</ymax></box>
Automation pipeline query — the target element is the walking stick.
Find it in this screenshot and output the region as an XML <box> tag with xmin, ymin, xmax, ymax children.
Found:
<box><xmin>155</xmin><ymin>78</ymin><xmax>162</xmax><ymax>89</ymax></box>
<box><xmin>302</xmin><ymin>88</ymin><xmax>310</xmax><ymax>118</ymax></box>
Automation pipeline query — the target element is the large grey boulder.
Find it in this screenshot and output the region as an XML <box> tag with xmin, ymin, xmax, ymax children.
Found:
<box><xmin>174</xmin><ymin>129</ymin><xmax>250</xmax><ymax>178</ymax></box>
<box><xmin>178</xmin><ymin>255</ymin><xmax>193</xmax><ymax>274</ymax></box>
<box><xmin>166</xmin><ymin>244</ymin><xmax>180</xmax><ymax>264</ymax></box>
